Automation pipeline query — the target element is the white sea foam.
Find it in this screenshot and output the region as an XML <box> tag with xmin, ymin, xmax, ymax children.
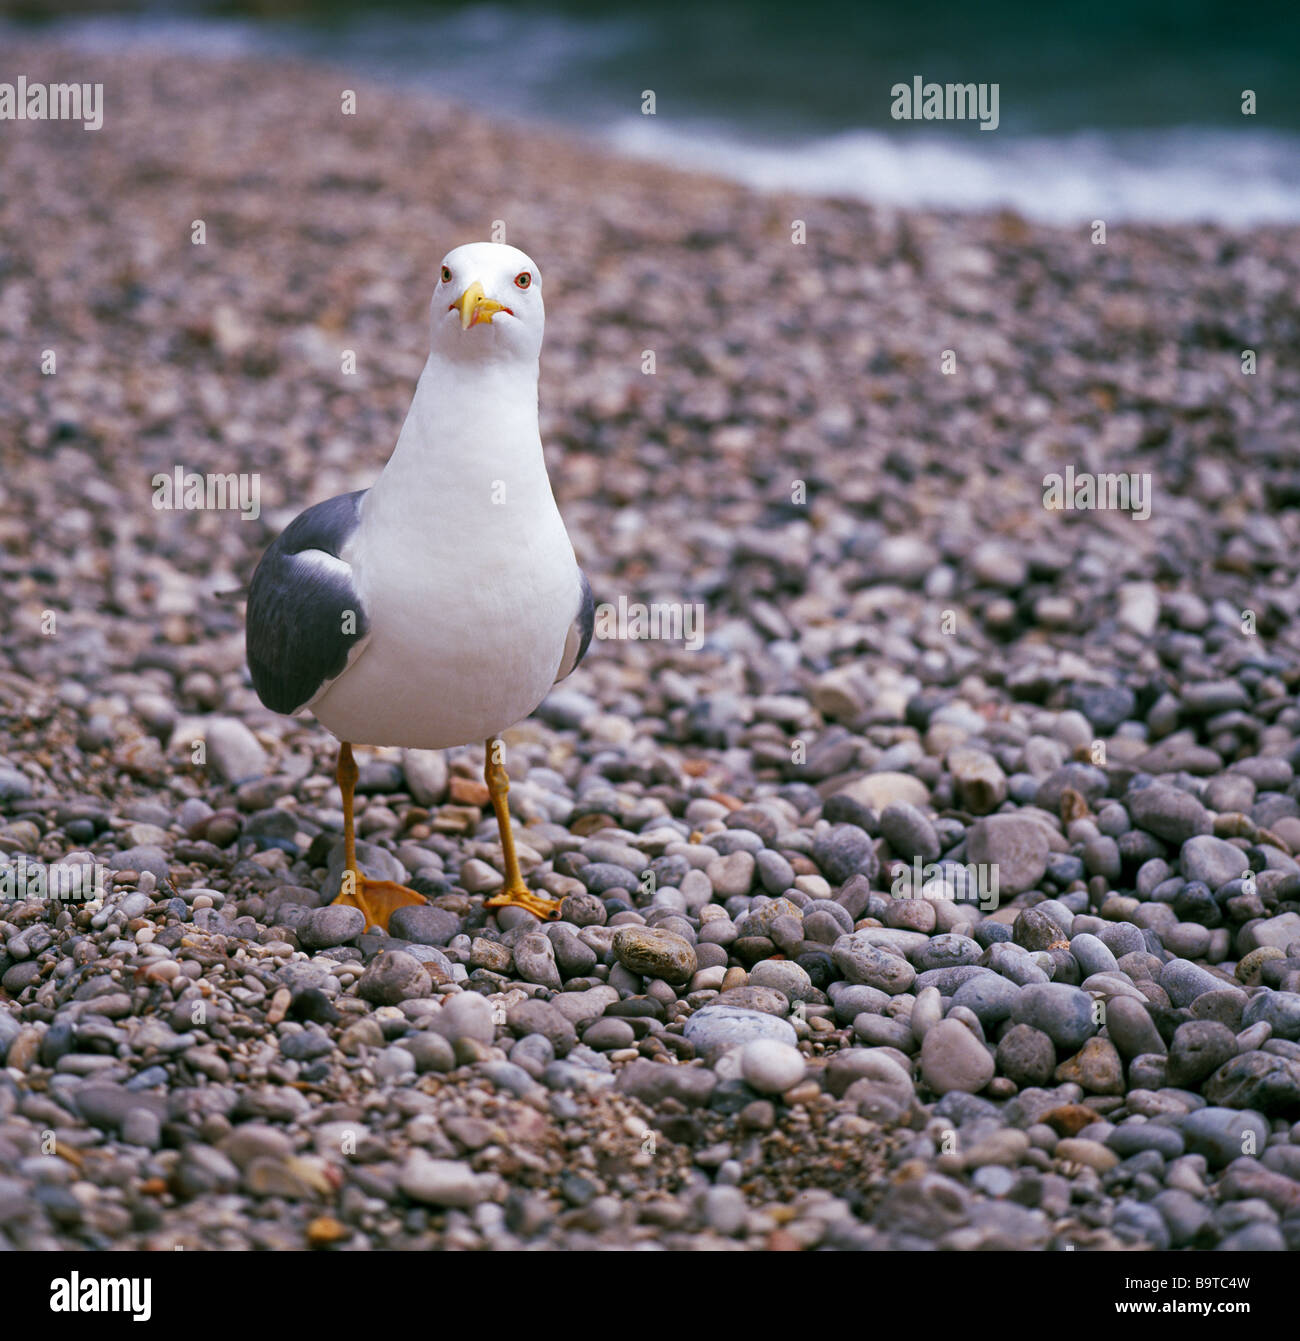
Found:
<box><xmin>606</xmin><ymin>119</ymin><xmax>1300</xmax><ymax>226</ymax></box>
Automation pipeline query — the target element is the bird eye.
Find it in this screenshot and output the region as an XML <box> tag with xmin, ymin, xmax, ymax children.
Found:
<box><xmin>440</xmin><ymin>265</ymin><xmax>452</xmax><ymax>283</ymax></box>
<box><xmin>514</xmin><ymin>271</ymin><xmax>532</xmax><ymax>290</ymax></box>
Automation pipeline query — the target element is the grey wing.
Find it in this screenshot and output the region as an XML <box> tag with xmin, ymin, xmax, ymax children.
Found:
<box><xmin>554</xmin><ymin>569</ymin><xmax>594</xmax><ymax>682</ymax></box>
<box><xmin>246</xmin><ymin>490</ymin><xmax>371</xmax><ymax>715</ymax></box>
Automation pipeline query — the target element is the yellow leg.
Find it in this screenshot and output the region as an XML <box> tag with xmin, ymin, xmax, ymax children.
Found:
<box><xmin>482</xmin><ymin>737</ymin><xmax>561</xmax><ymax>920</ymax></box>
<box><xmin>330</xmin><ymin>742</ymin><xmax>427</xmax><ymax>933</ymax></box>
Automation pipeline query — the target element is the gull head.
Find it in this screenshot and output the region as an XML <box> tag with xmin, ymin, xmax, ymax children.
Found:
<box><xmin>430</xmin><ymin>241</ymin><xmax>544</xmax><ymax>365</ymax></box>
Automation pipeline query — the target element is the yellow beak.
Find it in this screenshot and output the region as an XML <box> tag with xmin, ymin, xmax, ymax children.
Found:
<box><xmin>452</xmin><ymin>281</ymin><xmax>508</xmax><ymax>329</ymax></box>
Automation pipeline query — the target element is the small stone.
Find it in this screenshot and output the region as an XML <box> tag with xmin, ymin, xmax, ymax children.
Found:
<box><xmin>966</xmin><ymin>815</ymin><xmax>1050</xmax><ymax>896</ymax></box>
<box><xmin>748</xmin><ymin>959</ymin><xmax>814</xmax><ymax>1001</ymax></box>
<box><xmin>583</xmin><ymin>1017</ymin><xmax>635</xmax><ymax>1051</ymax></box>
<box><xmin>879</xmin><ymin>803</ymin><xmax>940</xmax><ymax>863</ymax></box>
<box><xmin>831</xmin><ymin>934</ymin><xmax>916</xmax><ymax>994</ymax></box>
<box><xmin>1127</xmin><ymin>785</ymin><xmax>1212</xmax><ymax>844</ymax></box>
<box><xmin>204</xmin><ymin>718</ymin><xmax>270</xmax><ymax>783</ymax></box>
<box><xmin>1166</xmin><ymin>1020</ymin><xmax>1237</xmax><ymax>1089</ymax></box>
<box><xmin>1160</xmin><ymin>958</ymin><xmax>1234</xmax><ymax>1008</ymax></box>
<box><xmin>1010</xmin><ymin>983</ymin><xmax>1097</xmax><ymax>1051</ymax></box>
<box><xmin>616</xmin><ymin>1058</ymin><xmax>717</xmax><ymax>1108</ymax></box>
<box><xmin>460</xmin><ymin>859</ymin><xmax>504</xmax><ymax>894</ymax></box>
<box><xmin>812</xmin><ymin>824</ymin><xmax>879</xmax><ymax>884</ymax></box>
<box><xmin>507</xmin><ymin>999</ymin><xmax>577</xmax><ymax>1057</ymax></box>
<box><xmin>1053</xmin><ymin>1037</ymin><xmax>1123</xmax><ymax>1094</ymax></box>
<box><xmin>832</xmin><ymin>771</ymin><xmax>929</xmax><ymax>811</ymax></box>
<box><xmin>355</xmin><ymin>951</ymin><xmax>432</xmax><ymax>1005</ymax></box>
<box><xmin>612</xmin><ymin>926</ymin><xmax>697</xmax><ymax>985</ymax></box>
<box><xmin>513</xmin><ymin>932</ymin><xmax>563</xmax><ymax>989</ymax></box>
<box><xmin>405</xmin><ymin>1032</ymin><xmax>457</xmax><ymax>1073</ymax></box>
<box><xmin>699</xmin><ymin>850</ymin><xmax>753</xmax><ymax>898</ymax></box>
<box><xmin>740</xmin><ymin>1039</ymin><xmax>806</xmax><ymax>1095</ymax></box>
<box><xmin>1241</xmin><ymin>991</ymin><xmax>1300</xmax><ymax>1041</ymax></box>
<box><xmin>947</xmin><ymin>747</ymin><xmax>1008</xmax><ymax>814</ymax></box>
<box><xmin>402</xmin><ymin>749</ymin><xmax>448</xmax><ymax>806</ymax></box>
<box><xmin>560</xmin><ymin>892</ymin><xmax>607</xmax><ymax>926</ymax></box>
<box><xmin>1180</xmin><ymin>835</ymin><xmax>1250</xmax><ymax>891</ymax></box>
<box><xmin>388</xmin><ymin>904</ymin><xmax>460</xmax><ymax>946</ymax></box>
<box><xmin>1054</xmin><ymin>1139</ymin><xmax>1118</xmax><ymax>1172</ymax></box>
<box><xmin>921</xmin><ymin>1019</ymin><xmax>995</xmax><ymax>1095</ymax></box>
<box><xmin>431</xmin><ymin>990</ymin><xmax>495</xmax><ymax>1045</ymax></box>
<box><xmin>1179</xmin><ymin>1107</ymin><xmax>1271</xmax><ymax>1168</ymax></box>
<box><xmin>298</xmin><ymin>904</ymin><xmax>366</xmax><ymax>950</ymax></box>
<box><xmin>682</xmin><ymin>1005</ymin><xmax>797</xmax><ymax>1063</ymax></box>
<box><xmin>399</xmin><ymin>1154</ymin><xmax>491</xmax><ymax>1207</ymax></box>
<box><xmin>1105</xmin><ymin>996</ymin><xmax>1167</xmax><ymax>1060</ymax></box>
<box><xmin>1240</xmin><ymin>912</ymin><xmax>1300</xmax><ymax>954</ymax></box>
<box><xmin>995</xmin><ymin>1024</ymin><xmax>1056</xmax><ymax>1086</ymax></box>
<box><xmin>1203</xmin><ymin>1051</ymin><xmax>1300</xmax><ymax>1114</ymax></box>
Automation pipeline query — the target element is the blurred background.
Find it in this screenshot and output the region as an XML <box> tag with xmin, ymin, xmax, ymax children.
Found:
<box><xmin>3</xmin><ymin>0</ymin><xmax>1300</xmax><ymax>224</ymax></box>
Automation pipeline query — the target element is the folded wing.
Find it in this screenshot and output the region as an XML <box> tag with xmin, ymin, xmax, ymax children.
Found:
<box><xmin>246</xmin><ymin>490</ymin><xmax>372</xmax><ymax>715</ymax></box>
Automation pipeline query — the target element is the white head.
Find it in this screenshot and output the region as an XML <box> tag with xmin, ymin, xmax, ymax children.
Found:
<box><xmin>430</xmin><ymin>241</ymin><xmax>544</xmax><ymax>367</ymax></box>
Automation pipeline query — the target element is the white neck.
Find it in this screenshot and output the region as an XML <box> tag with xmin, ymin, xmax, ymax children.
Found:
<box><xmin>367</xmin><ymin>353</ymin><xmax>555</xmax><ymax>526</ymax></box>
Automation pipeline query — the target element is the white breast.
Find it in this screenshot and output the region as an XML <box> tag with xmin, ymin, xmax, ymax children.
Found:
<box><xmin>308</xmin><ymin>352</ymin><xmax>580</xmax><ymax>750</ymax></box>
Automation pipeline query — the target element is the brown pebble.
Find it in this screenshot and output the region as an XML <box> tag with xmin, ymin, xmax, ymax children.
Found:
<box><xmin>1041</xmin><ymin>1103</ymin><xmax>1102</xmax><ymax>1137</ymax></box>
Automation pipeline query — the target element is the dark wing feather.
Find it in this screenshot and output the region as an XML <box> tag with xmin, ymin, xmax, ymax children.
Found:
<box><xmin>555</xmin><ymin>569</ymin><xmax>595</xmax><ymax>682</ymax></box>
<box><xmin>246</xmin><ymin>490</ymin><xmax>370</xmax><ymax>714</ymax></box>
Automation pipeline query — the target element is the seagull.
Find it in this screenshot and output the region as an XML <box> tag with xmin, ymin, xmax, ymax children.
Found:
<box><xmin>245</xmin><ymin>242</ymin><xmax>593</xmax><ymax>931</ymax></box>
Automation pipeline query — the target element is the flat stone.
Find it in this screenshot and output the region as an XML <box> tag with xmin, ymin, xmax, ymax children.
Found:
<box><xmin>682</xmin><ymin>1005</ymin><xmax>797</xmax><ymax>1063</ymax></box>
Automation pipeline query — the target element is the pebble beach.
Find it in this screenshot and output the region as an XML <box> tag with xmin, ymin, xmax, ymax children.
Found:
<box><xmin>2</xmin><ymin>40</ymin><xmax>1300</xmax><ymax>1252</ymax></box>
